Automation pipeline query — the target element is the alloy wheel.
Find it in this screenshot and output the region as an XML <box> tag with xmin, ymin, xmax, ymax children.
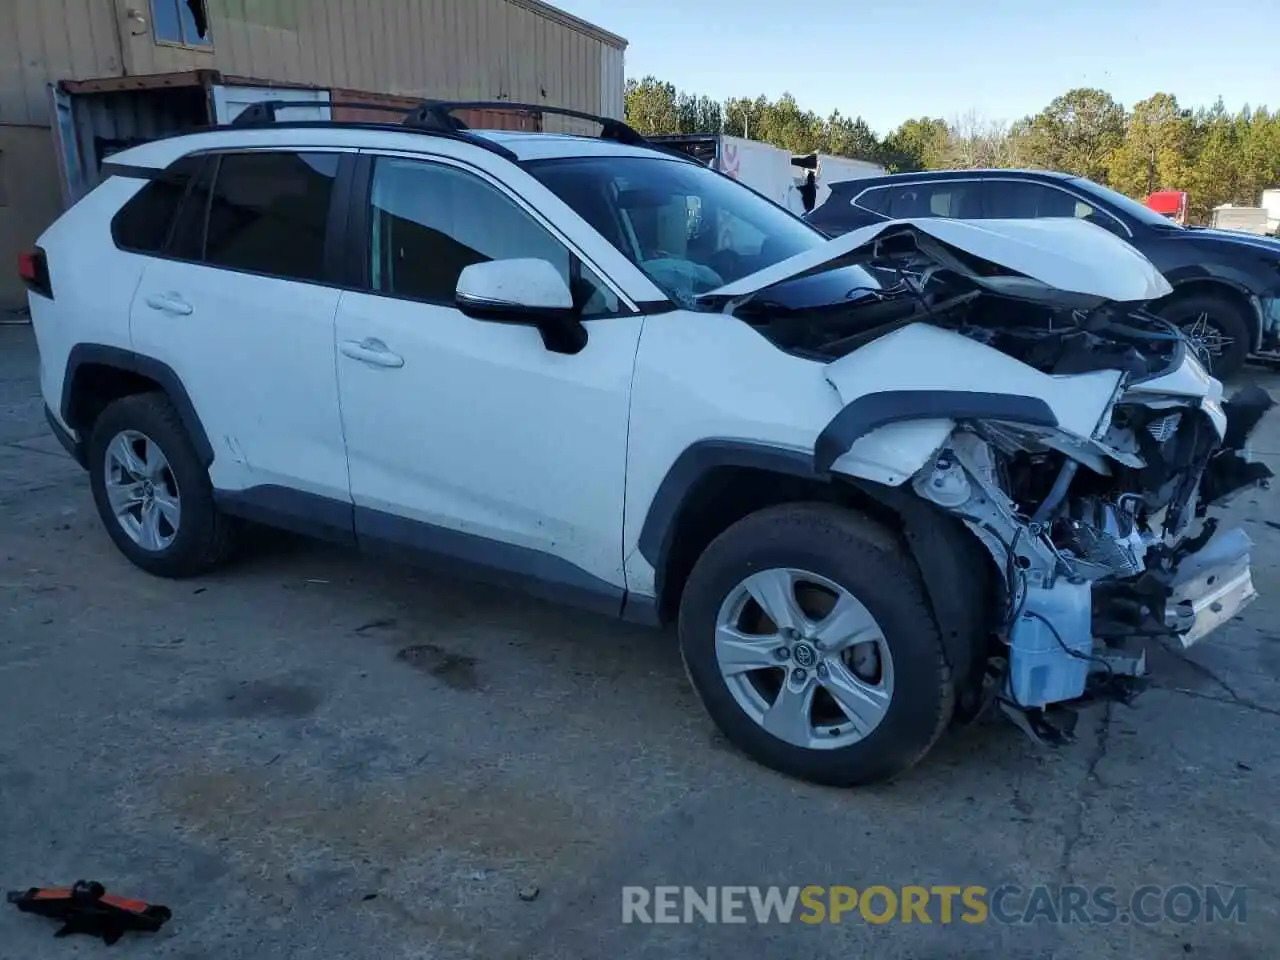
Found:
<box><xmin>714</xmin><ymin>567</ymin><xmax>894</xmax><ymax>750</ymax></box>
<box><xmin>103</xmin><ymin>429</ymin><xmax>182</xmax><ymax>551</ymax></box>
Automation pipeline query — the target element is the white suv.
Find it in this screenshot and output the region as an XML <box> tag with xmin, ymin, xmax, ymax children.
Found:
<box><xmin>23</xmin><ymin>101</ymin><xmax>1270</xmax><ymax>786</ymax></box>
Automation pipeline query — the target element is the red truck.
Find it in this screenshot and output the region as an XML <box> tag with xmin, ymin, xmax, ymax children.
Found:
<box><xmin>1144</xmin><ymin>190</ymin><xmax>1189</xmax><ymax>225</ymax></box>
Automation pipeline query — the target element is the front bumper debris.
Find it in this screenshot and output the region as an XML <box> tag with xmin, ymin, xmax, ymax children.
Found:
<box><xmin>1163</xmin><ymin>526</ymin><xmax>1257</xmax><ymax>648</ymax></box>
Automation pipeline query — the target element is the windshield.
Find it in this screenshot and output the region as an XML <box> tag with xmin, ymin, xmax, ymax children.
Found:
<box><xmin>525</xmin><ymin>155</ymin><xmax>826</xmax><ymax>307</ymax></box>
<box><xmin>1069</xmin><ymin>177</ymin><xmax>1183</xmax><ymax>229</ymax></box>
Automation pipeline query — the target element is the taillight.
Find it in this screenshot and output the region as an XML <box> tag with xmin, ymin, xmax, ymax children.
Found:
<box><xmin>18</xmin><ymin>247</ymin><xmax>52</xmax><ymax>299</ymax></box>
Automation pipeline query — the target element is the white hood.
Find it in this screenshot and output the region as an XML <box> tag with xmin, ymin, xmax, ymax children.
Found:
<box><xmin>703</xmin><ymin>217</ymin><xmax>1174</xmax><ymax>304</ymax></box>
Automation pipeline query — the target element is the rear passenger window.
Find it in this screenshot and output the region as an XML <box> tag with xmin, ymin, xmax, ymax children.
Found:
<box><xmin>201</xmin><ymin>152</ymin><xmax>339</xmax><ymax>283</ymax></box>
<box><xmin>885</xmin><ymin>183</ymin><xmax>981</xmax><ymax>219</ymax></box>
<box><xmin>167</xmin><ymin>157</ymin><xmax>216</xmax><ymax>261</ymax></box>
<box><xmin>110</xmin><ymin>155</ymin><xmax>203</xmax><ymax>254</ymax></box>
<box><xmin>853</xmin><ymin>186</ymin><xmax>890</xmax><ymax>214</ymax></box>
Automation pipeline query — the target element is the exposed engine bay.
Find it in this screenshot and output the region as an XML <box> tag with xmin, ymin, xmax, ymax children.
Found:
<box><xmin>716</xmin><ymin>220</ymin><xmax>1277</xmax><ymax>742</ymax></box>
<box><xmin>731</xmin><ymin>229</ymin><xmax>1191</xmax><ymax>379</ymax></box>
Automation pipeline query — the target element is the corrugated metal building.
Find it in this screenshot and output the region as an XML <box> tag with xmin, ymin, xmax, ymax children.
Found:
<box><xmin>0</xmin><ymin>0</ymin><xmax>627</xmax><ymax>306</ymax></box>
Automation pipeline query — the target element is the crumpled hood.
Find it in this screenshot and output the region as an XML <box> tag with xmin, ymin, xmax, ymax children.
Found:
<box><xmin>700</xmin><ymin>217</ymin><xmax>1174</xmax><ymax>305</ymax></box>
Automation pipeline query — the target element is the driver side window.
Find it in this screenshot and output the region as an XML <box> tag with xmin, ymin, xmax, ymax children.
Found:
<box><xmin>366</xmin><ymin>157</ymin><xmax>619</xmax><ymax>317</ymax></box>
<box><xmin>980</xmin><ymin>180</ymin><xmax>1126</xmax><ymax>236</ymax></box>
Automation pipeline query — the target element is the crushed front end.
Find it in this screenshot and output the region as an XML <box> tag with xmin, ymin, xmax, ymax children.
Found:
<box><xmin>715</xmin><ymin>217</ymin><xmax>1276</xmax><ymax>743</ymax></box>
<box><xmin>908</xmin><ymin>352</ymin><xmax>1273</xmax><ymax>742</ymax></box>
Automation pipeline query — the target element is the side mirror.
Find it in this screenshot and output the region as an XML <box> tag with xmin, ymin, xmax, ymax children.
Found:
<box><xmin>455</xmin><ymin>258</ymin><xmax>586</xmax><ymax>354</ymax></box>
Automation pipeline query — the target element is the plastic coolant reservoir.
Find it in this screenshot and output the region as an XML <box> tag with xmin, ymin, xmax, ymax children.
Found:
<box><xmin>1007</xmin><ymin>580</ymin><xmax>1093</xmax><ymax>709</ymax></box>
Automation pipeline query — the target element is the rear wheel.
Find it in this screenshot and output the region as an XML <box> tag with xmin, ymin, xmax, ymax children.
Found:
<box><xmin>1158</xmin><ymin>293</ymin><xmax>1252</xmax><ymax>380</ymax></box>
<box><xmin>87</xmin><ymin>392</ymin><xmax>237</xmax><ymax>578</ymax></box>
<box><xmin>677</xmin><ymin>502</ymin><xmax>954</xmax><ymax>786</ymax></box>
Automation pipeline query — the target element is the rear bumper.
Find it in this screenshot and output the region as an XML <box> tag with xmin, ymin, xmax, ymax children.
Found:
<box><xmin>44</xmin><ymin>403</ymin><xmax>86</xmax><ymax>468</ymax></box>
<box><xmin>1165</xmin><ymin>526</ymin><xmax>1257</xmax><ymax>648</ymax></box>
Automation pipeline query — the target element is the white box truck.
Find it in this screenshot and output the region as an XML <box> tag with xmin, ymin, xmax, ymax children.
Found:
<box><xmin>1260</xmin><ymin>188</ymin><xmax>1280</xmax><ymax>235</ymax></box>
<box><xmin>1211</xmin><ymin>204</ymin><xmax>1271</xmax><ymax>235</ymax></box>
<box><xmin>649</xmin><ymin>134</ymin><xmax>805</xmax><ymax>213</ymax></box>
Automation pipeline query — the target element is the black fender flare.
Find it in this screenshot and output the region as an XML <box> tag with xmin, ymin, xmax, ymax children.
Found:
<box><xmin>814</xmin><ymin>390</ymin><xmax>1058</xmax><ymax>475</ymax></box>
<box><xmin>61</xmin><ymin>344</ymin><xmax>215</xmax><ymax>467</ymax></box>
<box><xmin>636</xmin><ymin>439</ymin><xmax>820</xmax><ymax>572</ymax></box>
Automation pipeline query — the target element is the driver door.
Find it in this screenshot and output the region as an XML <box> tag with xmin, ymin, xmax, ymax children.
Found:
<box><xmin>332</xmin><ymin>152</ymin><xmax>643</xmax><ymax>603</ymax></box>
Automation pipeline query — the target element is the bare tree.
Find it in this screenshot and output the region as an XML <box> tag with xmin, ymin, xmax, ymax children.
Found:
<box><xmin>947</xmin><ymin>110</ymin><xmax>1024</xmax><ymax>169</ymax></box>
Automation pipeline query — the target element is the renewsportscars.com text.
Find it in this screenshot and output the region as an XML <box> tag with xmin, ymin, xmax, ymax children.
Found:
<box><xmin>621</xmin><ymin>884</ymin><xmax>1247</xmax><ymax>926</ymax></box>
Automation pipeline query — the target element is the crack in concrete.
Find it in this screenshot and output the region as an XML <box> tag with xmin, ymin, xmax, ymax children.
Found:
<box><xmin>1172</xmin><ymin>649</ymin><xmax>1244</xmax><ymax>701</ymax></box>
<box><xmin>1154</xmin><ymin>684</ymin><xmax>1280</xmax><ymax>718</ymax></box>
<box><xmin>1058</xmin><ymin>701</ymin><xmax>1113</xmax><ymax>884</ymax></box>
<box><xmin>2</xmin><ymin>440</ymin><xmax>72</xmax><ymax>461</ymax></box>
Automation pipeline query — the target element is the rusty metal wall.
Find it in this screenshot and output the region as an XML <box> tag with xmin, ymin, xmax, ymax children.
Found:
<box><xmin>193</xmin><ymin>0</ymin><xmax>619</xmax><ymax>116</ymax></box>
<box><xmin>1</xmin><ymin>1</ymin><xmax>626</xmax><ymax>127</ymax></box>
<box><xmin>0</xmin><ymin>0</ymin><xmax>124</xmax><ymax>125</ymax></box>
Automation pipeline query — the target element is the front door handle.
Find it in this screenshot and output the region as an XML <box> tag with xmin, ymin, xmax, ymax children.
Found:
<box><xmin>340</xmin><ymin>338</ymin><xmax>404</xmax><ymax>368</ymax></box>
<box><xmin>145</xmin><ymin>293</ymin><xmax>193</xmax><ymax>315</ymax></box>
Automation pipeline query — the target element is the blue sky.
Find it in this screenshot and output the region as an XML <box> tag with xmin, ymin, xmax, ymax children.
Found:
<box><xmin>555</xmin><ymin>0</ymin><xmax>1280</xmax><ymax>134</ymax></box>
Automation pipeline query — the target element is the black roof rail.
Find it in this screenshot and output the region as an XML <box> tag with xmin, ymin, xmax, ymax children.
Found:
<box><xmin>224</xmin><ymin>99</ymin><xmax>518</xmax><ymax>161</ymax></box>
<box><xmin>403</xmin><ymin>100</ymin><xmax>652</xmax><ymax>147</ymax></box>
<box><xmin>221</xmin><ymin>97</ymin><xmax>691</xmax><ymax>164</ymax></box>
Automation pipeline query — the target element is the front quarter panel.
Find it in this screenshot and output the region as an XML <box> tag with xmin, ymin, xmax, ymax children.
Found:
<box><xmin>823</xmin><ymin>325</ymin><xmax>1122</xmax><ymax>440</ymax></box>
<box><xmin>1144</xmin><ymin>233</ymin><xmax>1280</xmax><ymax>296</ymax></box>
<box><xmin>623</xmin><ymin>312</ymin><xmax>841</xmax><ymax>594</ymax></box>
<box><xmin>625</xmin><ymin>319</ymin><xmax>1127</xmax><ymax>595</ymax></box>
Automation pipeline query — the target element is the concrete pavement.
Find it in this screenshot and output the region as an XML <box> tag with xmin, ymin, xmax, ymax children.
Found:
<box><xmin>2</xmin><ymin>323</ymin><xmax>1278</xmax><ymax>959</ymax></box>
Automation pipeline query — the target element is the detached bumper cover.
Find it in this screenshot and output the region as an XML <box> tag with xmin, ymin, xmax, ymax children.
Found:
<box><xmin>1164</xmin><ymin>526</ymin><xmax>1257</xmax><ymax>648</ymax></box>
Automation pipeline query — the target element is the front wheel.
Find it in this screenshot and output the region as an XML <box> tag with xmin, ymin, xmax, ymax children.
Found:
<box><xmin>1158</xmin><ymin>293</ymin><xmax>1252</xmax><ymax>380</ymax></box>
<box><xmin>677</xmin><ymin>503</ymin><xmax>954</xmax><ymax>787</ymax></box>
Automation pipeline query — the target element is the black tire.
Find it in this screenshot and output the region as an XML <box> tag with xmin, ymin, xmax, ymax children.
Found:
<box><xmin>677</xmin><ymin>502</ymin><xmax>954</xmax><ymax>787</ymax></box>
<box><xmin>87</xmin><ymin>392</ymin><xmax>238</xmax><ymax>578</ymax></box>
<box><xmin>1158</xmin><ymin>293</ymin><xmax>1252</xmax><ymax>381</ymax></box>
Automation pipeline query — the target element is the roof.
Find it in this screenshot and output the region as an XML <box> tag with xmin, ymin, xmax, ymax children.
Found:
<box><xmin>104</xmin><ymin>124</ymin><xmax>686</xmax><ymax>170</ymax></box>
<box><xmin>506</xmin><ymin>0</ymin><xmax>627</xmax><ymax>49</ymax></box>
<box><xmin>836</xmin><ymin>168</ymin><xmax>1078</xmax><ymax>188</ymax></box>
<box><xmin>475</xmin><ymin>130</ymin><xmax>679</xmax><ymax>161</ymax></box>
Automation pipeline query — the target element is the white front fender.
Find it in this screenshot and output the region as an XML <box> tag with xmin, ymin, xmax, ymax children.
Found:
<box><xmin>819</xmin><ymin>325</ymin><xmax>1123</xmax><ymax>485</ymax></box>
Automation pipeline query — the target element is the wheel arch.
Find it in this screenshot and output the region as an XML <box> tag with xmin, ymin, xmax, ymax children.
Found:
<box><xmin>1157</xmin><ymin>276</ymin><xmax>1262</xmax><ymax>350</ymax></box>
<box><xmin>638</xmin><ymin>439</ymin><xmax>999</xmax><ymax>704</ymax></box>
<box><xmin>62</xmin><ymin>344</ymin><xmax>214</xmax><ymax>467</ymax></box>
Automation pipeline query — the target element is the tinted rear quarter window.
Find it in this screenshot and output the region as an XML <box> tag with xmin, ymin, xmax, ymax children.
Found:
<box><xmin>202</xmin><ymin>151</ymin><xmax>339</xmax><ymax>283</ymax></box>
<box><xmin>853</xmin><ymin>186</ymin><xmax>891</xmax><ymax>214</ymax></box>
<box><xmin>110</xmin><ymin>155</ymin><xmax>204</xmax><ymax>253</ymax></box>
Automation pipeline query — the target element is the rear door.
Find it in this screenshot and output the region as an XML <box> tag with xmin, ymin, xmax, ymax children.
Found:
<box><xmin>128</xmin><ymin>149</ymin><xmax>352</xmax><ymax>513</ymax></box>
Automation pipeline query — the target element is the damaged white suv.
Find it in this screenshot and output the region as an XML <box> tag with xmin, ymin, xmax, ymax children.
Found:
<box><xmin>25</xmin><ymin>102</ymin><xmax>1274</xmax><ymax>786</ymax></box>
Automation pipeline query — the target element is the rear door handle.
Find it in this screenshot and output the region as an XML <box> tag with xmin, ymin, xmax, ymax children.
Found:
<box><xmin>340</xmin><ymin>338</ymin><xmax>404</xmax><ymax>368</ymax></box>
<box><xmin>145</xmin><ymin>293</ymin><xmax>193</xmax><ymax>316</ymax></box>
